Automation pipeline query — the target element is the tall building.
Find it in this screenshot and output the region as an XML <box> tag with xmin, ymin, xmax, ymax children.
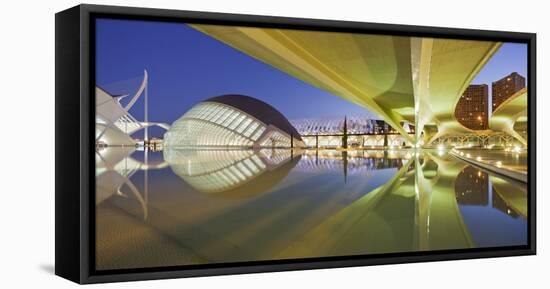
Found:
<box><xmin>492</xmin><ymin>72</ymin><xmax>526</xmax><ymax>112</ymax></box>
<box><xmin>455</xmin><ymin>84</ymin><xmax>489</xmax><ymax>130</ymax></box>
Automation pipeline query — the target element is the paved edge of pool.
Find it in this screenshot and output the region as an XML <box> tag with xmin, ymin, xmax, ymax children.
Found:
<box><xmin>450</xmin><ymin>151</ymin><xmax>527</xmax><ymax>183</ymax></box>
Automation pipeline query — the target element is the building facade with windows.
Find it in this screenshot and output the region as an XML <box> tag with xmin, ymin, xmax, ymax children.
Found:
<box><xmin>164</xmin><ymin>94</ymin><xmax>304</xmax><ymax>148</ymax></box>
<box><xmin>455</xmin><ymin>84</ymin><xmax>489</xmax><ymax>130</ymax></box>
<box><xmin>290</xmin><ymin>117</ymin><xmax>415</xmax><ymax>148</ymax></box>
<box><xmin>492</xmin><ymin>72</ymin><xmax>526</xmax><ymax>112</ymax></box>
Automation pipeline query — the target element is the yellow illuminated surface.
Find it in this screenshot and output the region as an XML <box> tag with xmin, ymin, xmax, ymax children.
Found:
<box><xmin>96</xmin><ymin>148</ymin><xmax>527</xmax><ymax>270</ymax></box>
<box><xmin>190</xmin><ymin>24</ymin><xmax>502</xmax><ymax>144</ymax></box>
<box><xmin>93</xmin><ymin>25</ymin><xmax>529</xmax><ymax>272</ymax></box>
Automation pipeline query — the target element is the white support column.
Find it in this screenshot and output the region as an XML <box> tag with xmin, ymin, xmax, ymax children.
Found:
<box><xmin>410</xmin><ymin>37</ymin><xmax>435</xmax><ymax>147</ymax></box>
<box><xmin>144</xmin><ymin>69</ymin><xmax>149</xmax><ymax>142</ymax></box>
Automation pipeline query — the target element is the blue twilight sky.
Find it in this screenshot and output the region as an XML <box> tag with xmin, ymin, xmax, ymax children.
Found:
<box><xmin>96</xmin><ymin>18</ymin><xmax>527</xmax><ymax>138</ymax></box>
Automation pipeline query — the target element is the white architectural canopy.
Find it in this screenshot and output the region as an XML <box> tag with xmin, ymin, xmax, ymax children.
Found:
<box><xmin>96</xmin><ymin>70</ymin><xmax>170</xmax><ymax>146</ymax></box>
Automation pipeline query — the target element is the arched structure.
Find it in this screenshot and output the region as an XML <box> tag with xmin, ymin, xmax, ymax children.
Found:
<box><xmin>489</xmin><ymin>88</ymin><xmax>528</xmax><ymax>145</ymax></box>
<box><xmin>164</xmin><ymin>94</ymin><xmax>304</xmax><ymax>148</ymax></box>
<box><xmin>190</xmin><ymin>24</ymin><xmax>501</xmax><ymax>146</ymax></box>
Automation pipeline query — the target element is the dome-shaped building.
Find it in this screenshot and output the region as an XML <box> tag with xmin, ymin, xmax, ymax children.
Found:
<box><xmin>164</xmin><ymin>94</ymin><xmax>304</xmax><ymax>148</ymax></box>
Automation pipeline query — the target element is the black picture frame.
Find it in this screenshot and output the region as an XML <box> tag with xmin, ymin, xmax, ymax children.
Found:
<box><xmin>55</xmin><ymin>4</ymin><xmax>536</xmax><ymax>284</ymax></box>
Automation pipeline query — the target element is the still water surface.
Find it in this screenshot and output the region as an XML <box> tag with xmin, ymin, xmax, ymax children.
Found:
<box><xmin>95</xmin><ymin>148</ymin><xmax>527</xmax><ymax>270</ymax></box>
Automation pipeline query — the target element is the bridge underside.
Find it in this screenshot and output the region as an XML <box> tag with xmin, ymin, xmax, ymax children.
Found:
<box><xmin>489</xmin><ymin>88</ymin><xmax>528</xmax><ymax>146</ymax></box>
<box><xmin>191</xmin><ymin>24</ymin><xmax>506</xmax><ymax>146</ymax></box>
<box><xmin>433</xmin><ymin>88</ymin><xmax>528</xmax><ymax>147</ymax></box>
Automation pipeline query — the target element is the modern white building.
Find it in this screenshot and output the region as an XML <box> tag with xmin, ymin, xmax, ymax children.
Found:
<box><xmin>290</xmin><ymin>116</ymin><xmax>415</xmax><ymax>148</ymax></box>
<box><xmin>96</xmin><ymin>70</ymin><xmax>169</xmax><ymax>146</ymax></box>
<box><xmin>164</xmin><ymin>94</ymin><xmax>304</xmax><ymax>148</ymax></box>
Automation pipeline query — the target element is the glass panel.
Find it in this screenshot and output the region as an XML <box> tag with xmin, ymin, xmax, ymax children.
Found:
<box><xmin>236</xmin><ymin>118</ymin><xmax>253</xmax><ymax>134</ymax></box>
<box><xmin>229</xmin><ymin>115</ymin><xmax>246</xmax><ymax>130</ymax></box>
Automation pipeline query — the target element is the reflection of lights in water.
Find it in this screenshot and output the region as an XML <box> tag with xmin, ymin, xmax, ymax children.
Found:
<box><xmin>295</xmin><ymin>154</ymin><xmax>404</xmax><ymax>175</ymax></box>
<box><xmin>95</xmin><ymin>146</ymin><xmax>529</xmax><ymax>269</ymax></box>
<box><xmin>455</xmin><ymin>166</ymin><xmax>489</xmax><ymax>206</ymax></box>
<box><xmin>164</xmin><ymin>149</ymin><xmax>293</xmax><ymax>194</ymax></box>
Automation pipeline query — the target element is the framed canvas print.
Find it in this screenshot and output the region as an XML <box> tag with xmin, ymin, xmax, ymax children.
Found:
<box><xmin>55</xmin><ymin>4</ymin><xmax>536</xmax><ymax>284</ymax></box>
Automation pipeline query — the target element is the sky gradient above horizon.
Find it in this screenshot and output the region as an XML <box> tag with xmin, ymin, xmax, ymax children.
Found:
<box><xmin>96</xmin><ymin>18</ymin><xmax>527</xmax><ymax>138</ymax></box>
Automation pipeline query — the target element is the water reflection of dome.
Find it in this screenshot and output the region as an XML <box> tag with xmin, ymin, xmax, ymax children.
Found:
<box><xmin>164</xmin><ymin>94</ymin><xmax>304</xmax><ymax>148</ymax></box>
<box><xmin>164</xmin><ymin>149</ymin><xmax>301</xmax><ymax>198</ymax></box>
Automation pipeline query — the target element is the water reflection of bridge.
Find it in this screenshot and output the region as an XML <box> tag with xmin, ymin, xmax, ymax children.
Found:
<box><xmin>190</xmin><ymin>25</ymin><xmax>530</xmax><ymax>148</ymax></box>
<box><xmin>95</xmin><ymin>148</ymin><xmax>527</xmax><ymax>269</ymax></box>
<box><xmin>277</xmin><ymin>151</ymin><xmax>527</xmax><ymax>258</ymax></box>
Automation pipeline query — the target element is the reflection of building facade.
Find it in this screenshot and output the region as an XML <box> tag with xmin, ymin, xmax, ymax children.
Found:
<box><xmin>296</xmin><ymin>154</ymin><xmax>404</xmax><ymax>175</ymax></box>
<box><xmin>492</xmin><ymin>72</ymin><xmax>526</xmax><ymax>112</ymax></box>
<box><xmin>454</xmin><ymin>166</ymin><xmax>489</xmax><ymax>205</ymax></box>
<box><xmin>455</xmin><ymin>84</ymin><xmax>488</xmax><ymax>130</ymax></box>
<box><xmin>164</xmin><ymin>95</ymin><xmax>304</xmax><ymax>148</ymax></box>
<box><xmin>290</xmin><ymin>117</ymin><xmax>415</xmax><ymax>148</ymax></box>
<box><xmin>95</xmin><ymin>147</ymin><xmax>170</xmax><ymax>220</ymax></box>
<box><xmin>96</xmin><ymin>147</ymin><xmax>141</xmax><ymax>204</ymax></box>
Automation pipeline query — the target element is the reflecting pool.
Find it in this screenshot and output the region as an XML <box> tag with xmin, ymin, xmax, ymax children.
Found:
<box><xmin>95</xmin><ymin>148</ymin><xmax>528</xmax><ymax>270</ymax></box>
